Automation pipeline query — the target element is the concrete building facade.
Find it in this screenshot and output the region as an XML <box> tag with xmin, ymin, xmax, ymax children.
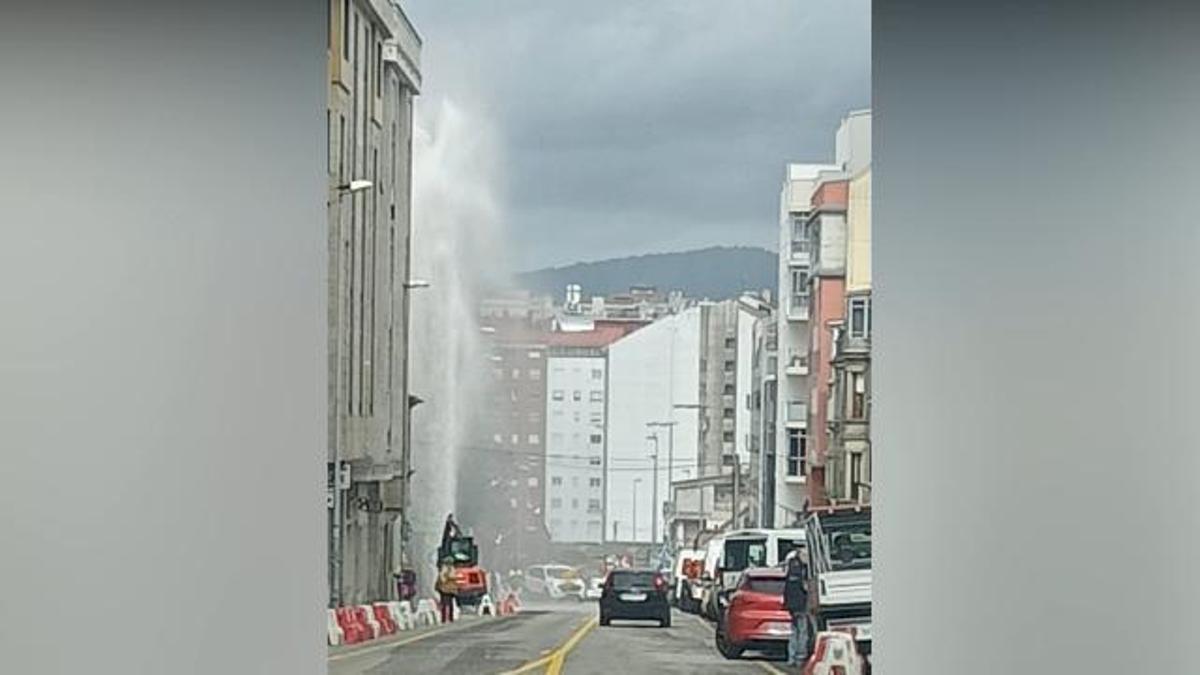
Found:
<box><xmin>828</xmin><ymin>166</ymin><xmax>872</xmax><ymax>504</ymax></box>
<box><xmin>605</xmin><ymin>308</ymin><xmax>702</xmax><ymax>544</ymax></box>
<box><xmin>774</xmin><ymin>163</ymin><xmax>836</xmax><ymax>527</ymax></box>
<box><xmin>327</xmin><ymin>0</ymin><xmax>421</xmax><ymax>606</ymax></box>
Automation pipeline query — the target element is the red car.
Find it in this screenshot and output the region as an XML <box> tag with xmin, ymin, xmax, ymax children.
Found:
<box><xmin>715</xmin><ymin>567</ymin><xmax>795</xmax><ymax>659</ymax></box>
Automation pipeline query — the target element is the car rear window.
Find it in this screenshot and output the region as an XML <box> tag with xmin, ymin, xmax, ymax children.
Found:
<box><xmin>743</xmin><ymin>577</ymin><xmax>786</xmax><ymax>595</ymax></box>
<box><xmin>610</xmin><ymin>571</ymin><xmax>656</xmax><ymax>589</ymax></box>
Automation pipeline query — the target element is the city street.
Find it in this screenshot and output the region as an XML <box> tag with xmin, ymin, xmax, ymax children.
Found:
<box><xmin>329</xmin><ymin>601</ymin><xmax>789</xmax><ymax>675</ymax></box>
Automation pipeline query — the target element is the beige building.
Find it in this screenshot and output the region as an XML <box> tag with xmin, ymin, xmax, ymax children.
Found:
<box><xmin>828</xmin><ymin>165</ymin><xmax>872</xmax><ymax>504</ymax></box>
<box><xmin>327</xmin><ymin>0</ymin><xmax>422</xmax><ymax>606</ymax></box>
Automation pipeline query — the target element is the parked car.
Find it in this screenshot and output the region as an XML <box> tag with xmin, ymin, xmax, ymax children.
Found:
<box><xmin>714</xmin><ymin>567</ymin><xmax>794</xmax><ymax>660</ymax></box>
<box><xmin>584</xmin><ymin>575</ymin><xmax>604</xmax><ymax>600</ymax></box>
<box><xmin>599</xmin><ymin>568</ymin><xmax>672</xmax><ymax>627</ymax></box>
<box><xmin>524</xmin><ymin>564</ymin><xmax>586</xmax><ymax>600</ymax></box>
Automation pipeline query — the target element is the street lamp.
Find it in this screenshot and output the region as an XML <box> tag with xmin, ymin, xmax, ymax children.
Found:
<box><xmin>632</xmin><ymin>478</ymin><xmax>643</xmax><ymax>543</ymax></box>
<box><xmin>398</xmin><ymin>278</ymin><xmax>430</xmax><ymax>578</ymax></box>
<box><xmin>337</xmin><ymin>179</ymin><xmax>373</xmax><ymax>195</ymax></box>
<box><xmin>646</xmin><ymin>434</ymin><xmax>660</xmax><ymax>545</ymax></box>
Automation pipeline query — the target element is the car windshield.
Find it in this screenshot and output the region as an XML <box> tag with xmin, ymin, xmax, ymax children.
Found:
<box><xmin>610</xmin><ymin>571</ymin><xmax>656</xmax><ymax>589</ymax></box>
<box><xmin>447</xmin><ymin>539</ymin><xmax>475</xmax><ymax>563</ymax></box>
<box><xmin>724</xmin><ymin>538</ymin><xmax>769</xmax><ymax>571</ymax></box>
<box><xmin>824</xmin><ymin>522</ymin><xmax>871</xmax><ymax>570</ymax></box>
<box><xmin>546</xmin><ymin>567</ymin><xmax>576</xmax><ymax>580</ymax></box>
<box><xmin>743</xmin><ymin>577</ymin><xmax>786</xmax><ymax>595</ymax></box>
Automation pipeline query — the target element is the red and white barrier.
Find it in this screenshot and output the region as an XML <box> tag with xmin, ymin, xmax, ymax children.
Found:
<box><xmin>803</xmin><ymin>631</ymin><xmax>867</xmax><ymax>675</ymax></box>
<box><xmin>327</xmin><ymin>609</ymin><xmax>345</xmax><ymax>646</ymax></box>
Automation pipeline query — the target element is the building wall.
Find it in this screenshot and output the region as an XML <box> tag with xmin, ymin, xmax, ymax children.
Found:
<box><xmin>807</xmin><ymin>276</ymin><xmax>845</xmax><ymax>506</ymax></box>
<box><xmin>544</xmin><ymin>354</ymin><xmax>607</xmax><ymax>543</ymax></box>
<box><xmin>466</xmin><ymin>337</ymin><xmax>549</xmax><ymax>569</ymax></box>
<box><xmin>846</xmin><ymin>169</ymin><xmax>872</xmax><ymax>292</ymax></box>
<box><xmin>605</xmin><ymin>309</ymin><xmax>701</xmax><ymax>543</ymax></box>
<box><xmin>774</xmin><ymin>164</ymin><xmax>833</xmax><ymax>527</ymax></box>
<box><xmin>328</xmin><ymin>0</ymin><xmax>420</xmax><ymax>606</ymax></box>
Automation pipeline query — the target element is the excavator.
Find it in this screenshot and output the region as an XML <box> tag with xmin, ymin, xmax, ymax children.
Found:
<box><xmin>438</xmin><ymin>513</ymin><xmax>489</xmax><ymax>608</ymax></box>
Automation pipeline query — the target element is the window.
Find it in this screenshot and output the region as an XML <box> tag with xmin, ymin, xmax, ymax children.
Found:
<box><xmin>591</xmin><ymin>369</ymin><xmax>603</xmax><ymax>381</ymax></box>
<box><xmin>850</xmin><ymin>297</ymin><xmax>871</xmax><ymax>339</ymax></box>
<box><xmin>723</xmin><ymin>384</ymin><xmax>735</xmax><ymax>395</ymax></box>
<box><xmin>510</xmin><ymin>389</ymin><xmax>518</xmax><ymax>402</ymax></box>
<box><xmin>493</xmin><ymin>434</ymin><xmax>503</xmax><ymax>444</ymax></box>
<box><xmin>589</xmin><ymin>390</ymin><xmax>603</xmax><ymax>402</ymax></box>
<box><xmin>589</xmin><ymin>456</ymin><xmax>602</xmax><ymax>466</ymax></box>
<box><xmin>724</xmin><ymin>337</ymin><xmax>736</xmax><ymax>349</ymax></box>
<box><xmin>850</xmin><ymin>372</ymin><xmax>867</xmax><ymax>419</ymax></box>
<box><xmin>573</xmin><ymin>412</ymin><xmax>581</xmax><ymax>423</ymax></box>
<box><xmin>850</xmin><ymin>452</ymin><xmax>864</xmax><ymax>501</ymax></box>
<box><xmin>512</xmin><ymin>369</ymin><xmax>521</xmax><ymax>379</ymax></box>
<box><xmin>528</xmin><ymin>477</ymin><xmax>539</xmax><ymax>488</ymax></box>
<box><xmin>528</xmin><ymin>434</ymin><xmax>540</xmax><ymax>445</ymax></box>
<box><xmin>573</xmin><ymin>391</ymin><xmax>582</xmax><ymax>401</ymax></box>
<box><xmin>530</xmin><ymin>369</ymin><xmax>542</xmax><ymax>380</ymax></box>
<box><xmin>551</xmin><ymin>476</ymin><xmax>563</xmax><ymax>487</ymax></box>
<box><xmin>589</xmin><ymin>412</ymin><xmax>603</xmax><ymax>424</ymax></box>
<box><xmin>529</xmin><ymin>351</ymin><xmax>543</xmax><ymax>359</ymax></box>
<box><xmin>342</xmin><ymin>0</ymin><xmax>350</xmax><ymax>59</ymax></box>
<box><xmin>588</xmin><ymin>499</ymin><xmax>601</xmax><ymax>512</ymax></box>
<box><xmin>511</xmin><ymin>434</ymin><xmax>520</xmax><ymax>445</ymax></box>
<box><xmin>723</xmin><ymin>408</ymin><xmax>735</xmax><ymax>419</ymax></box>
<box><xmin>552</xmin><ymin>390</ymin><xmax>565</xmax><ymax>401</ymax></box>
<box><xmin>724</xmin><ymin>360</ymin><xmax>735</xmax><ymax>373</ymax></box>
<box><xmin>589</xmin><ymin>478</ymin><xmax>602</xmax><ymax>488</ymax></box>
<box><xmin>787</xmin><ymin>428</ymin><xmax>808</xmax><ymax>477</ymax></box>
<box><xmin>551</xmin><ymin>498</ymin><xmax>563</xmax><ymax>508</ymax></box>
<box><xmin>589</xmin><ymin>434</ymin><xmax>603</xmax><ymax>445</ymax></box>
<box><xmin>723</xmin><ymin>431</ymin><xmax>735</xmax><ymax>442</ymax></box>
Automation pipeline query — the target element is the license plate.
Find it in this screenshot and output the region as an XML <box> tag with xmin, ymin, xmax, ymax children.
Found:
<box><xmin>620</xmin><ymin>592</ymin><xmax>647</xmax><ymax>602</ymax></box>
<box><xmin>764</xmin><ymin>622</ymin><xmax>792</xmax><ymax>635</ymax></box>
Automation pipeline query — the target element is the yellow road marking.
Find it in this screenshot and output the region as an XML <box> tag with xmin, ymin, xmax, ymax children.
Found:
<box><xmin>545</xmin><ymin>615</ymin><xmax>598</xmax><ymax>675</ymax></box>
<box><xmin>499</xmin><ymin>615</ymin><xmax>598</xmax><ymax>675</ymax></box>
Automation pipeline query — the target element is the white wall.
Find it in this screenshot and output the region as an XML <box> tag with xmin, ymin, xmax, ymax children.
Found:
<box><xmin>544</xmin><ymin>355</ymin><xmax>607</xmax><ymax>543</ymax></box>
<box><xmin>736</xmin><ymin>305</ymin><xmax>756</xmax><ymax>465</ymax></box>
<box><xmin>605</xmin><ymin>309</ymin><xmax>700</xmax><ymax>543</ymax></box>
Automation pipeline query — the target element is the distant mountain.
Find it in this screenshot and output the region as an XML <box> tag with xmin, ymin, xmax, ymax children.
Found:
<box><xmin>516</xmin><ymin>246</ymin><xmax>777</xmax><ymax>301</ymax></box>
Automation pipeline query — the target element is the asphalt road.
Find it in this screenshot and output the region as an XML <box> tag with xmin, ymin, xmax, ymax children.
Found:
<box><xmin>328</xmin><ymin>600</ymin><xmax>793</xmax><ymax>675</ymax></box>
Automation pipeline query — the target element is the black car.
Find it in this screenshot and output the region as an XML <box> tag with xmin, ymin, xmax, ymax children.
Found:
<box><xmin>599</xmin><ymin>569</ymin><xmax>672</xmax><ymax>627</ymax></box>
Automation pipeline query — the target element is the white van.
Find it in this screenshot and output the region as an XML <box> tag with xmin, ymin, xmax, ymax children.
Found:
<box><xmin>713</xmin><ymin>528</ymin><xmax>806</xmax><ymax>613</ymax></box>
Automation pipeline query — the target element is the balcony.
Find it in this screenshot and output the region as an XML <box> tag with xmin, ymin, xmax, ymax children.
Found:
<box><xmin>787</xmin><ymin>294</ymin><xmax>810</xmax><ymax>322</ymax></box>
<box><xmin>784</xmin><ymin>353</ymin><xmax>810</xmax><ymax>377</ymax></box>
<box><xmin>788</xmin><ymin>239</ymin><xmax>812</xmax><ymax>267</ymax></box>
<box><xmin>784</xmin><ymin>401</ymin><xmax>808</xmax><ymax>428</ymax></box>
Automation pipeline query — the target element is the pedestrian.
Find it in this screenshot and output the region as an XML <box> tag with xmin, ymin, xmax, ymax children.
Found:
<box><xmin>783</xmin><ymin>549</ymin><xmax>810</xmax><ymax>668</ymax></box>
<box><xmin>436</xmin><ymin>558</ymin><xmax>458</xmax><ymax>623</ymax></box>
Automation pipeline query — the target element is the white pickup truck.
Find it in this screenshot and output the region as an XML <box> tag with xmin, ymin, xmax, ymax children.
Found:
<box><xmin>804</xmin><ymin>505</ymin><xmax>872</xmax><ymax>655</ymax></box>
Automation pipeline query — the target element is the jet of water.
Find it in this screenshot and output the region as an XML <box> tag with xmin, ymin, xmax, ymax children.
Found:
<box><xmin>408</xmin><ymin>98</ymin><xmax>509</xmax><ymax>581</ymax></box>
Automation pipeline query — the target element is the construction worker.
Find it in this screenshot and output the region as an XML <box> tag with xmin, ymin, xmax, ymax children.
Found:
<box><xmin>435</xmin><ymin>557</ymin><xmax>458</xmax><ymax>623</ymax></box>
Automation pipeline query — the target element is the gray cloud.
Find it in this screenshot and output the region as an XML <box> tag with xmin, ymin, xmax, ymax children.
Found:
<box><xmin>404</xmin><ymin>0</ymin><xmax>870</xmax><ymax>270</ymax></box>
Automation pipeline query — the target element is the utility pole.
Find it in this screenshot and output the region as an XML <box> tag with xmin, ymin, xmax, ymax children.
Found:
<box><xmin>647</xmin><ymin>434</ymin><xmax>660</xmax><ymax>545</ymax></box>
<box><xmin>633</xmin><ymin>478</ymin><xmax>642</xmax><ymax>542</ymax></box>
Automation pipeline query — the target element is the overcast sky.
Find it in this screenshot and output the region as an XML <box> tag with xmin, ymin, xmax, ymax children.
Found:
<box><xmin>404</xmin><ymin>0</ymin><xmax>870</xmax><ymax>271</ymax></box>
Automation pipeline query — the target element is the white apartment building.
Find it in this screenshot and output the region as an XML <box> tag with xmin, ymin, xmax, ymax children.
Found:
<box><xmin>605</xmin><ymin>308</ymin><xmax>701</xmax><ymax>544</ymax></box>
<box><xmin>773</xmin><ymin>163</ymin><xmax>835</xmax><ymax>526</ymax></box>
<box><xmin>772</xmin><ymin>110</ymin><xmax>870</xmax><ymax>526</ymax></box>
<box><xmin>544</xmin><ymin>353</ymin><xmax>609</xmax><ymax>543</ymax></box>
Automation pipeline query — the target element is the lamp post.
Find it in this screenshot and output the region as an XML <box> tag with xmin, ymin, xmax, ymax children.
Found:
<box><xmin>329</xmin><ymin>178</ymin><xmax>374</xmax><ymax>608</ymax></box>
<box><xmin>646</xmin><ymin>434</ymin><xmax>660</xmax><ymax>545</ymax></box>
<box><xmin>632</xmin><ymin>478</ymin><xmax>642</xmax><ymax>542</ymax></box>
<box><xmin>398</xmin><ymin>278</ymin><xmax>429</xmax><ymax>580</ymax></box>
<box><xmin>646</xmin><ymin>420</ymin><xmax>678</xmax><ymax>544</ymax></box>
